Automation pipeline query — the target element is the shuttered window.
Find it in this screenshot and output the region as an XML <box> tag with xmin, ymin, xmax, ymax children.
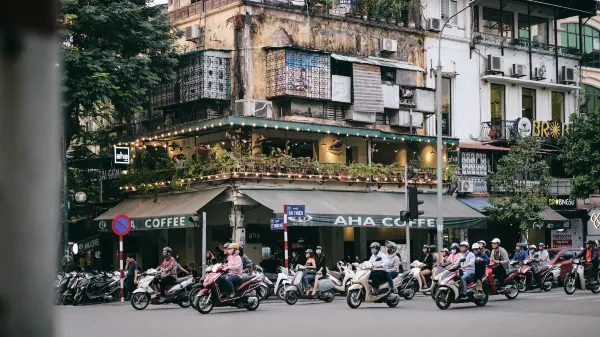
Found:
<box><xmin>441</xmin><ymin>0</ymin><xmax>458</xmax><ymax>25</ymax></box>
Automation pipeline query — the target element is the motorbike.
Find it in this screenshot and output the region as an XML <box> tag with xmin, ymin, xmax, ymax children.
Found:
<box><xmin>563</xmin><ymin>259</ymin><xmax>600</xmax><ymax>295</ymax></box>
<box><xmin>274</xmin><ymin>265</ymin><xmax>296</xmax><ymax>300</ymax></box>
<box><xmin>130</xmin><ymin>269</ymin><xmax>195</xmax><ymax>310</ymax></box>
<box><xmin>517</xmin><ymin>259</ymin><xmax>556</xmax><ymax>292</ymax></box>
<box><xmin>54</xmin><ymin>272</ymin><xmax>75</xmax><ymax>305</ymax></box>
<box><xmin>429</xmin><ymin>262</ymin><xmax>454</xmax><ymax>300</ymax></box>
<box><xmin>328</xmin><ymin>261</ymin><xmax>356</xmax><ymax>294</ymax></box>
<box><xmin>253</xmin><ymin>265</ymin><xmax>273</xmax><ymax>300</ymax></box>
<box><xmin>284</xmin><ymin>266</ymin><xmax>336</xmax><ymax>305</ymax></box>
<box><xmin>346</xmin><ymin>261</ymin><xmax>401</xmax><ymax>309</ymax></box>
<box><xmin>73</xmin><ymin>271</ymin><xmax>120</xmax><ymax>305</ymax></box>
<box><xmin>189</xmin><ymin>265</ymin><xmax>213</xmax><ymax>309</ymax></box>
<box><xmin>483</xmin><ymin>261</ymin><xmax>520</xmax><ymax>299</ymax></box>
<box><xmin>397</xmin><ymin>261</ymin><xmax>432</xmax><ymax>300</ymax></box>
<box><xmin>194</xmin><ymin>264</ymin><xmax>261</xmax><ymax>314</ymax></box>
<box><xmin>433</xmin><ymin>261</ymin><xmax>489</xmax><ymax>310</ymax></box>
<box><xmin>62</xmin><ymin>272</ymin><xmax>85</xmax><ymax>305</ymax></box>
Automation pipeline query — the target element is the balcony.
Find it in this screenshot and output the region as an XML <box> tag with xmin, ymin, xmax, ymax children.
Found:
<box><xmin>168</xmin><ymin>0</ymin><xmax>240</xmax><ymax>23</ymax></box>
<box><xmin>479</xmin><ymin>120</ymin><xmax>517</xmax><ymax>142</ymax></box>
<box><xmin>473</xmin><ymin>32</ymin><xmax>580</xmax><ymax>59</ymax></box>
<box><xmin>550</xmin><ymin>178</ymin><xmax>572</xmax><ymax>196</ymax></box>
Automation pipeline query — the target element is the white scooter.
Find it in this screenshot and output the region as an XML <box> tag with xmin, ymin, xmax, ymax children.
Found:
<box><xmin>346</xmin><ymin>261</ymin><xmax>401</xmax><ymax>308</ymax></box>
<box><xmin>275</xmin><ymin>265</ymin><xmax>297</xmax><ymax>300</ymax></box>
<box><xmin>397</xmin><ymin>261</ymin><xmax>432</xmax><ymax>300</ymax></box>
<box><xmin>329</xmin><ymin>261</ymin><xmax>356</xmax><ymax>294</ymax></box>
<box><xmin>130</xmin><ymin>269</ymin><xmax>195</xmax><ymax>310</ymax></box>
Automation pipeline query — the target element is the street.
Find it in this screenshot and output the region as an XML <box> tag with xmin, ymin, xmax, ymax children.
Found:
<box><xmin>57</xmin><ymin>292</ymin><xmax>600</xmax><ymax>337</ymax></box>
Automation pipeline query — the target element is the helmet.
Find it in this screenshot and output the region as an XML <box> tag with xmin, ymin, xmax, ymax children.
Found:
<box><xmin>529</xmin><ymin>245</ymin><xmax>536</xmax><ymax>250</ymax></box>
<box><xmin>491</xmin><ymin>238</ymin><xmax>501</xmax><ymax>245</ymax></box>
<box><xmin>316</xmin><ymin>246</ymin><xmax>322</xmax><ymax>250</ymax></box>
<box><xmin>305</xmin><ymin>249</ymin><xmax>314</xmax><ymax>254</ymax></box>
<box><xmin>385</xmin><ymin>241</ymin><xmax>397</xmax><ymax>249</ymax></box>
<box><xmin>228</xmin><ymin>243</ymin><xmax>240</xmax><ymax>249</ymax></box>
<box><xmin>429</xmin><ymin>245</ymin><xmax>437</xmax><ymax>253</ymax></box>
<box><xmin>223</xmin><ymin>242</ymin><xmax>230</xmax><ymax>249</ymax></box>
<box><xmin>450</xmin><ymin>243</ymin><xmax>459</xmax><ymax>249</ymax></box>
<box><xmin>478</xmin><ymin>240</ymin><xmax>486</xmax><ymax>247</ymax></box>
<box><xmin>370</xmin><ymin>242</ymin><xmax>381</xmax><ymax>249</ymax></box>
<box><xmin>538</xmin><ymin>243</ymin><xmax>546</xmax><ymax>248</ymax></box>
<box><xmin>520</xmin><ymin>243</ymin><xmax>528</xmax><ymax>250</ymax></box>
<box><xmin>586</xmin><ymin>240</ymin><xmax>596</xmax><ymax>245</ymax></box>
<box><xmin>442</xmin><ymin>248</ymin><xmax>450</xmax><ymax>254</ymax></box>
<box><xmin>471</xmin><ymin>243</ymin><xmax>480</xmax><ymax>250</ymax></box>
<box><xmin>162</xmin><ymin>247</ymin><xmax>172</xmax><ymax>255</ymax></box>
<box><xmin>459</xmin><ymin>241</ymin><xmax>469</xmax><ymax>247</ymax></box>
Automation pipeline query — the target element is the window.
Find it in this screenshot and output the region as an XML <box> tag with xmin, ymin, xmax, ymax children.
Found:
<box><xmin>518</xmin><ymin>14</ymin><xmax>548</xmax><ymax>43</ymax></box>
<box><xmin>376</xmin><ymin>111</ymin><xmax>389</xmax><ymax>125</ymax></box>
<box><xmin>581</xmin><ymin>84</ymin><xmax>600</xmax><ymax>114</ymax></box>
<box><xmin>441</xmin><ymin>0</ymin><xmax>458</xmax><ymax>25</ymax></box>
<box><xmin>551</xmin><ymin>92</ymin><xmax>564</xmax><ymax>122</ymax></box>
<box><xmin>482</xmin><ymin>7</ymin><xmax>514</xmax><ymax>37</ymax></box>
<box><xmin>490</xmin><ymin>84</ymin><xmax>505</xmax><ymax>121</ymax></box>
<box><xmin>522</xmin><ymin>88</ymin><xmax>536</xmax><ymax>120</ymax></box>
<box><xmin>561</xmin><ymin>24</ymin><xmax>600</xmax><ymax>67</ymax></box>
<box><xmin>473</xmin><ymin>6</ymin><xmax>479</xmax><ymax>32</ymax></box>
<box><xmin>442</xmin><ymin>78</ymin><xmax>452</xmax><ymax>136</ymax></box>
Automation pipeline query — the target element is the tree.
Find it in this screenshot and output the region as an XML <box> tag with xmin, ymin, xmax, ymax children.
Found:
<box><xmin>59</xmin><ymin>0</ymin><xmax>180</xmax><ymax>148</ymax></box>
<box><xmin>559</xmin><ymin>109</ymin><xmax>600</xmax><ymax>198</ymax></box>
<box><xmin>483</xmin><ymin>136</ymin><xmax>552</xmax><ymax>232</ymax></box>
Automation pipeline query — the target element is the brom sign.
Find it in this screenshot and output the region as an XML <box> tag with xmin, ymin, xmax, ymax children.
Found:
<box><xmin>114</xmin><ymin>146</ymin><xmax>130</xmax><ymax>165</ymax></box>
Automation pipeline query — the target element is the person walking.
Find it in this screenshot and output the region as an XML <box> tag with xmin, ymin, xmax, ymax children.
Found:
<box><xmin>124</xmin><ymin>254</ymin><xmax>139</xmax><ymax>300</ymax></box>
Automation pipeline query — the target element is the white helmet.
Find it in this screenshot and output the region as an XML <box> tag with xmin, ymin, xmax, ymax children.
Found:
<box><xmin>471</xmin><ymin>243</ymin><xmax>480</xmax><ymax>249</ymax></box>
<box><xmin>459</xmin><ymin>241</ymin><xmax>469</xmax><ymax>247</ymax></box>
<box><xmin>491</xmin><ymin>238</ymin><xmax>501</xmax><ymax>244</ymax></box>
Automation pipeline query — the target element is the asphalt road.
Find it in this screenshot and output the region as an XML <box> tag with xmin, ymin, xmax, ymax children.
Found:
<box><xmin>57</xmin><ymin>291</ymin><xmax>600</xmax><ymax>337</ymax></box>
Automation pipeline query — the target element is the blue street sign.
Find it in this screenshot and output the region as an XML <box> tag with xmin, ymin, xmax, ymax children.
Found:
<box><xmin>270</xmin><ymin>218</ymin><xmax>284</xmax><ymax>231</ymax></box>
<box><xmin>286</xmin><ymin>205</ymin><xmax>305</xmax><ymax>217</ymax></box>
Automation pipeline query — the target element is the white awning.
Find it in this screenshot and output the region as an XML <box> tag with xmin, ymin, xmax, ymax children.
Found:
<box><xmin>482</xmin><ymin>75</ymin><xmax>580</xmax><ymax>92</ymax></box>
<box><xmin>331</xmin><ymin>54</ymin><xmax>425</xmax><ymax>72</ymax></box>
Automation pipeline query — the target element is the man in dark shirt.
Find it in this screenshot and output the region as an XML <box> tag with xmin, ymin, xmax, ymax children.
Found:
<box><xmin>125</xmin><ymin>254</ymin><xmax>139</xmax><ymax>300</ymax></box>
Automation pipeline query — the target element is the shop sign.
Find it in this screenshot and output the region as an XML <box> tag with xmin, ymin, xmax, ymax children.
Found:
<box><xmin>548</xmin><ymin>197</ymin><xmax>576</xmax><ymax>209</ymax></box>
<box><xmin>78</xmin><ymin>236</ymin><xmax>100</xmax><ymax>251</ymax></box>
<box><xmin>114</xmin><ymin>146</ymin><xmax>130</xmax><ymax>165</ymax></box>
<box><xmin>531</xmin><ymin>221</ymin><xmax>569</xmax><ymax>230</ymax></box>
<box><xmin>285</xmin><ymin>214</ymin><xmax>436</xmax><ymax>228</ymax></box>
<box><xmin>588</xmin><ymin>211</ymin><xmax>600</xmax><ymax>235</ymax></box>
<box><xmin>551</xmin><ymin>232</ymin><xmax>573</xmax><ymax>248</ymax></box>
<box><xmin>531</xmin><ymin>119</ymin><xmax>568</xmax><ymax>138</ymax></box>
<box><xmin>127</xmin><ymin>215</ymin><xmax>195</xmax><ymax>231</ymax></box>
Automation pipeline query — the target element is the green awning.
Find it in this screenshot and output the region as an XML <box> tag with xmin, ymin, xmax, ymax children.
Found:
<box><xmin>94</xmin><ymin>187</ymin><xmax>226</xmax><ymax>231</ymax></box>
<box><xmin>241</xmin><ymin>189</ymin><xmax>486</xmax><ymax>229</ymax></box>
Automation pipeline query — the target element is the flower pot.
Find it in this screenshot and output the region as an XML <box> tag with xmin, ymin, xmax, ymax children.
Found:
<box><xmin>379</xmin><ymin>18</ymin><xmax>387</xmax><ymax>23</ymax></box>
<box><xmin>408</xmin><ymin>21</ymin><xmax>416</xmax><ymax>28</ymax></box>
<box><xmin>362</xmin><ymin>15</ymin><xmax>368</xmax><ymax>20</ymax></box>
<box><xmin>369</xmin><ymin>16</ymin><xmax>376</xmax><ymax>21</ymax></box>
<box><xmin>389</xmin><ymin>19</ymin><xmax>396</xmax><ymax>24</ymax></box>
<box><xmin>397</xmin><ymin>21</ymin><xmax>404</xmax><ymax>27</ymax></box>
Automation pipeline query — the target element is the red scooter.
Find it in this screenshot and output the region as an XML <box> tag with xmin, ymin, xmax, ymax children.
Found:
<box><xmin>194</xmin><ymin>264</ymin><xmax>261</xmax><ymax>314</ymax></box>
<box><xmin>518</xmin><ymin>259</ymin><xmax>556</xmax><ymax>292</ymax></box>
<box><xmin>484</xmin><ymin>261</ymin><xmax>520</xmax><ymax>299</ymax></box>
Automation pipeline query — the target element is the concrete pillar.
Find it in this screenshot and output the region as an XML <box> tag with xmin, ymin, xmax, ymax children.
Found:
<box><xmin>230</xmin><ymin>203</ymin><xmax>245</xmax><ymax>245</ymax></box>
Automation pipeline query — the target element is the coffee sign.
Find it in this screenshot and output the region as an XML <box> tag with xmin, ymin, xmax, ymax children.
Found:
<box><xmin>133</xmin><ymin>216</ymin><xmax>194</xmax><ymax>230</ymax></box>
<box><xmin>114</xmin><ymin>146</ymin><xmax>130</xmax><ymax>165</ymax></box>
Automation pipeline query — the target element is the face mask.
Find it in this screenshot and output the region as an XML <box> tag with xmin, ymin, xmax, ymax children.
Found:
<box><xmin>451</xmin><ymin>249</ymin><xmax>456</xmax><ymax>254</ymax></box>
<box><xmin>162</xmin><ymin>253</ymin><xmax>167</xmax><ymax>257</ymax></box>
<box><xmin>371</xmin><ymin>249</ymin><xmax>378</xmax><ymax>255</ymax></box>
<box><xmin>316</xmin><ymin>250</ymin><xmax>322</xmax><ymax>254</ymax></box>
<box><xmin>387</xmin><ymin>249</ymin><xmax>393</xmax><ymax>254</ymax></box>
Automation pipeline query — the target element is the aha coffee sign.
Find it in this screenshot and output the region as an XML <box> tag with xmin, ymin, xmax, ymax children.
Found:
<box><xmin>114</xmin><ymin>146</ymin><xmax>130</xmax><ymax>165</ymax></box>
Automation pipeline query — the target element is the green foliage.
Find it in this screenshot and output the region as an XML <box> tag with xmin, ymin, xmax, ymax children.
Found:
<box><xmin>483</xmin><ymin>136</ymin><xmax>551</xmax><ymax>231</ymax></box>
<box><xmin>559</xmin><ymin>110</ymin><xmax>600</xmax><ymax>198</ymax></box>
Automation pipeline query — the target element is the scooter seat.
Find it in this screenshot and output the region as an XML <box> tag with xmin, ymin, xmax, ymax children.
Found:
<box><xmin>174</xmin><ymin>277</ymin><xmax>189</xmax><ymax>284</ymax></box>
<box><xmin>92</xmin><ymin>281</ymin><xmax>111</xmax><ymax>288</ymax></box>
<box><xmin>240</xmin><ymin>274</ymin><xmax>255</xmax><ymax>283</ymax></box>
<box><xmin>329</xmin><ymin>271</ymin><xmax>341</xmax><ymax>279</ymax></box>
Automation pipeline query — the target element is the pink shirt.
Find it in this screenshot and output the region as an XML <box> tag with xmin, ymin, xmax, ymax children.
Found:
<box><xmin>225</xmin><ymin>255</ymin><xmax>243</xmax><ymax>276</ymax></box>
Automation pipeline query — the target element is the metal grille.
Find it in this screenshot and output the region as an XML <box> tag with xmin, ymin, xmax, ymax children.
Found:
<box><xmin>324</xmin><ymin>103</ymin><xmax>344</xmax><ymax>120</ymax></box>
<box><xmin>266</xmin><ymin>49</ymin><xmax>330</xmax><ymax>99</ymax></box>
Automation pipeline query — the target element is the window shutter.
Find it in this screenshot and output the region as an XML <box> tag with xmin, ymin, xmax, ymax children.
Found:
<box><xmin>451</xmin><ymin>1</ymin><xmax>458</xmax><ymax>25</ymax></box>
<box><xmin>441</xmin><ymin>0</ymin><xmax>450</xmax><ymax>21</ymax></box>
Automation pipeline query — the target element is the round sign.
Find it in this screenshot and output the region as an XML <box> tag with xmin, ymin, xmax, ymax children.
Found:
<box><xmin>75</xmin><ymin>191</ymin><xmax>87</xmax><ymax>203</ymax></box>
<box><xmin>112</xmin><ymin>214</ymin><xmax>132</xmax><ymax>236</ymax></box>
<box><xmin>516</xmin><ymin>117</ymin><xmax>532</xmax><ymax>137</ymax></box>
<box><xmin>72</xmin><ymin>243</ymin><xmax>79</xmax><ymax>255</ymax></box>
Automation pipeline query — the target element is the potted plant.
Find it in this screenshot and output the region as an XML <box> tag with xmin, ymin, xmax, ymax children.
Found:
<box><xmin>388</xmin><ymin>0</ymin><xmax>402</xmax><ymax>25</ymax></box>
<box><xmin>365</xmin><ymin>0</ymin><xmax>377</xmax><ymax>20</ymax></box>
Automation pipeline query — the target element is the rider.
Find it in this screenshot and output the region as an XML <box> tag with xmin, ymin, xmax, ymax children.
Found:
<box><xmin>537</xmin><ymin>243</ymin><xmax>551</xmax><ymax>265</ymax></box>
<box><xmin>368</xmin><ymin>242</ymin><xmax>390</xmax><ymax>295</ymax></box>
<box><xmin>512</xmin><ymin>242</ymin><xmax>529</xmax><ymax>263</ymax></box>
<box><xmin>575</xmin><ymin>240</ymin><xmax>599</xmax><ymax>280</ymax></box>
<box><xmin>385</xmin><ymin>241</ymin><xmax>401</xmax><ymax>292</ymax></box>
<box><xmin>478</xmin><ymin>240</ymin><xmax>491</xmax><ymax>258</ymax></box>
<box><xmin>441</xmin><ymin>248</ymin><xmax>450</xmax><ymax>264</ymax></box>
<box><xmin>490</xmin><ymin>238</ymin><xmax>510</xmax><ymax>287</ymax></box>
<box><xmin>528</xmin><ymin>245</ymin><xmax>537</xmax><ymax>258</ymax></box>
<box><xmin>155</xmin><ymin>247</ymin><xmax>178</xmax><ymax>299</ymax></box>
<box><xmin>302</xmin><ymin>249</ymin><xmax>317</xmax><ymax>294</ymax></box>
<box><xmin>457</xmin><ymin>241</ymin><xmax>475</xmax><ymax>300</ymax></box>
<box><xmin>449</xmin><ymin>243</ymin><xmax>460</xmax><ymax>263</ymax></box>
<box><xmin>239</xmin><ymin>245</ymin><xmax>253</xmax><ymax>273</ymax></box>
<box><xmin>472</xmin><ymin>243</ymin><xmax>489</xmax><ymax>292</ymax></box>
<box><xmin>419</xmin><ymin>245</ymin><xmax>434</xmax><ymax>291</ymax></box>
<box><xmin>221</xmin><ymin>243</ymin><xmax>243</xmax><ymax>298</ymax></box>
<box><xmin>311</xmin><ymin>246</ymin><xmax>327</xmax><ymax>296</ymax></box>
<box><xmin>430</xmin><ymin>245</ymin><xmax>440</xmax><ymax>267</ymax></box>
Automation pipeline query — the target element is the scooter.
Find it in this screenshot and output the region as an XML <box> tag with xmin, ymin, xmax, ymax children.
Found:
<box><xmin>346</xmin><ymin>261</ymin><xmax>401</xmax><ymax>309</ymax></box>
<box><xmin>195</xmin><ymin>264</ymin><xmax>261</xmax><ymax>314</ymax></box>
<box><xmin>73</xmin><ymin>271</ymin><xmax>120</xmax><ymax>305</ymax></box>
<box><xmin>563</xmin><ymin>259</ymin><xmax>600</xmax><ymax>295</ymax></box>
<box><xmin>284</xmin><ymin>266</ymin><xmax>335</xmax><ymax>305</ymax></box>
<box><xmin>254</xmin><ymin>265</ymin><xmax>273</xmax><ymax>300</ymax></box>
<box><xmin>189</xmin><ymin>265</ymin><xmax>213</xmax><ymax>309</ymax></box>
<box><xmin>484</xmin><ymin>261</ymin><xmax>520</xmax><ymax>299</ymax></box>
<box><xmin>397</xmin><ymin>261</ymin><xmax>432</xmax><ymax>300</ymax></box>
<box><xmin>430</xmin><ymin>262</ymin><xmax>454</xmax><ymax>300</ymax></box>
<box><xmin>131</xmin><ymin>269</ymin><xmax>195</xmax><ymax>310</ymax></box>
<box><xmin>274</xmin><ymin>266</ymin><xmax>296</xmax><ymax>300</ymax></box>
<box><xmin>329</xmin><ymin>261</ymin><xmax>355</xmax><ymax>294</ymax></box>
<box><xmin>518</xmin><ymin>258</ymin><xmax>556</xmax><ymax>292</ymax></box>
<box><xmin>433</xmin><ymin>261</ymin><xmax>489</xmax><ymax>310</ymax></box>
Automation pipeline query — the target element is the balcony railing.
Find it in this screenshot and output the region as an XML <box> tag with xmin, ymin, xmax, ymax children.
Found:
<box><xmin>479</xmin><ymin>119</ymin><xmax>517</xmax><ymax>142</ymax></box>
<box><xmin>473</xmin><ymin>32</ymin><xmax>580</xmax><ymax>59</ymax></box>
<box><xmin>550</xmin><ymin>178</ymin><xmax>572</xmax><ymax>196</ymax></box>
<box><xmin>168</xmin><ymin>0</ymin><xmax>240</xmax><ymax>23</ymax></box>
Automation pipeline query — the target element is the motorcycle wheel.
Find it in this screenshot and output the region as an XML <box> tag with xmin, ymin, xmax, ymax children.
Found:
<box><xmin>504</xmin><ymin>280</ymin><xmax>519</xmax><ymax>300</ymax></box>
<box><xmin>386</xmin><ymin>295</ymin><xmax>400</xmax><ymax>308</ymax></box>
<box><xmin>189</xmin><ymin>288</ymin><xmax>201</xmax><ymax>309</ymax></box>
<box><xmin>323</xmin><ymin>289</ymin><xmax>335</xmax><ymax>303</ymax></box>
<box><xmin>430</xmin><ymin>284</ymin><xmax>438</xmax><ymax>300</ymax></box>
<box><xmin>196</xmin><ymin>294</ymin><xmax>214</xmax><ymax>314</ymax></box>
<box><xmin>177</xmin><ymin>291</ymin><xmax>191</xmax><ymax>308</ymax></box>
<box><xmin>130</xmin><ymin>293</ymin><xmax>150</xmax><ymax>310</ymax></box>
<box><xmin>276</xmin><ymin>285</ymin><xmax>286</xmax><ymax>300</ymax></box>
<box><xmin>474</xmin><ymin>291</ymin><xmax>489</xmax><ymax>307</ymax></box>
<box><xmin>346</xmin><ymin>289</ymin><xmax>362</xmax><ymax>309</ymax></box>
<box><xmin>564</xmin><ymin>276</ymin><xmax>576</xmax><ymax>295</ymax></box>
<box><xmin>284</xmin><ymin>291</ymin><xmax>298</xmax><ymax>305</ymax></box>
<box><xmin>257</xmin><ymin>286</ymin><xmax>267</xmax><ymax>301</ymax></box>
<box><xmin>434</xmin><ymin>288</ymin><xmax>452</xmax><ymax>310</ymax></box>
<box><xmin>246</xmin><ymin>297</ymin><xmax>260</xmax><ymax>311</ymax></box>
<box><xmin>590</xmin><ymin>284</ymin><xmax>600</xmax><ymax>294</ymax></box>
<box><xmin>518</xmin><ymin>278</ymin><xmax>527</xmax><ymax>293</ymax></box>
<box><xmin>402</xmin><ymin>283</ymin><xmax>417</xmax><ymax>300</ymax></box>
<box><xmin>542</xmin><ymin>278</ymin><xmax>553</xmax><ymax>292</ymax></box>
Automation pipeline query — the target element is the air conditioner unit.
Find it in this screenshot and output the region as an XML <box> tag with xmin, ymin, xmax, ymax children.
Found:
<box><xmin>427</xmin><ymin>18</ymin><xmax>442</xmax><ymax>32</ymax></box>
<box><xmin>534</xmin><ymin>64</ymin><xmax>547</xmax><ymax>80</ymax></box>
<box><xmin>561</xmin><ymin>66</ymin><xmax>576</xmax><ymax>83</ymax></box>
<box><xmin>380</xmin><ymin>38</ymin><xmax>398</xmax><ymax>53</ymax></box>
<box><xmin>234</xmin><ymin>99</ymin><xmax>273</xmax><ymax>118</ymax></box>
<box><xmin>487</xmin><ymin>55</ymin><xmax>504</xmax><ymax>73</ymax></box>
<box><xmin>511</xmin><ymin>64</ymin><xmax>526</xmax><ymax>78</ymax></box>
<box><xmin>458</xmin><ymin>180</ymin><xmax>474</xmax><ymax>193</ymax></box>
<box><xmin>185</xmin><ymin>24</ymin><xmax>200</xmax><ymax>41</ymax></box>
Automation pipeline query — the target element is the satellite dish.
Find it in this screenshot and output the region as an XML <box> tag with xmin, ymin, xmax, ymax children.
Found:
<box><xmin>72</xmin><ymin>243</ymin><xmax>79</xmax><ymax>255</ymax></box>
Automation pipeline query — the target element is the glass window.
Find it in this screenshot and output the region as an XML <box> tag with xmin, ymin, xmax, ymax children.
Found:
<box><xmin>518</xmin><ymin>14</ymin><xmax>548</xmax><ymax>43</ymax></box>
<box><xmin>442</xmin><ymin>78</ymin><xmax>452</xmax><ymax>136</ymax></box>
<box><xmin>482</xmin><ymin>7</ymin><xmax>514</xmax><ymax>37</ymax></box>
<box><xmin>561</xmin><ymin>23</ymin><xmax>600</xmax><ymax>54</ymax></box>
<box><xmin>551</xmin><ymin>92</ymin><xmax>564</xmax><ymax>122</ymax></box>
<box><xmin>441</xmin><ymin>0</ymin><xmax>458</xmax><ymax>25</ymax></box>
<box><xmin>522</xmin><ymin>88</ymin><xmax>536</xmax><ymax>120</ymax></box>
<box><xmin>490</xmin><ymin>83</ymin><xmax>505</xmax><ymax>121</ymax></box>
<box><xmin>473</xmin><ymin>6</ymin><xmax>479</xmax><ymax>32</ymax></box>
<box><xmin>581</xmin><ymin>84</ymin><xmax>600</xmax><ymax>114</ymax></box>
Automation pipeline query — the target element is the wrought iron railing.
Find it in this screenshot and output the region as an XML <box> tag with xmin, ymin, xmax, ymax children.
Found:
<box><xmin>473</xmin><ymin>32</ymin><xmax>580</xmax><ymax>59</ymax></box>
<box><xmin>479</xmin><ymin>119</ymin><xmax>517</xmax><ymax>142</ymax></box>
